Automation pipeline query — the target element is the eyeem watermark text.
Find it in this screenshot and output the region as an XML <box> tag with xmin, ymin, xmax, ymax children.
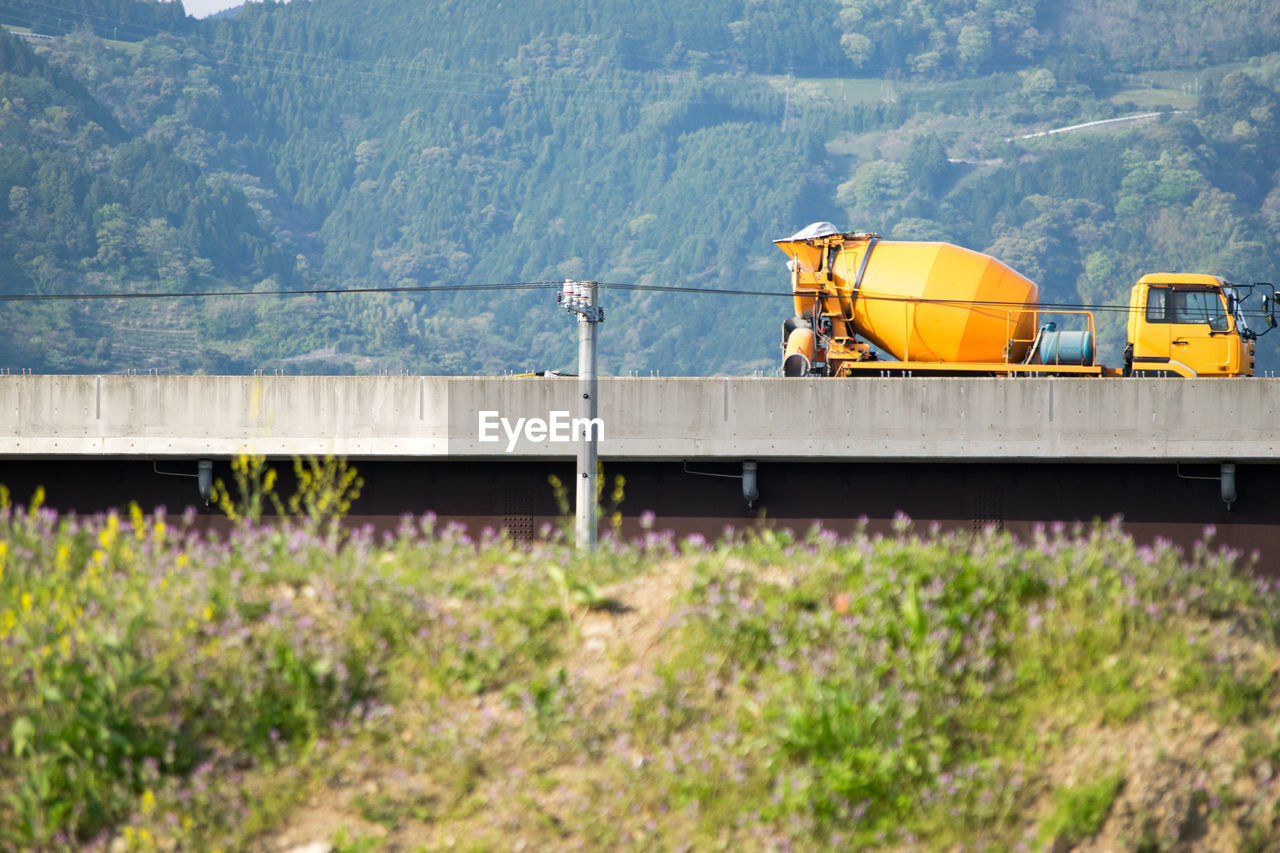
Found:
<box><xmin>478</xmin><ymin>410</ymin><xmax>605</xmax><ymax>453</ymax></box>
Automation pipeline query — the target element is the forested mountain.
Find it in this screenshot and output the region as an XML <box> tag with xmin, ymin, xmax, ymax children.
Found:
<box><xmin>2</xmin><ymin>0</ymin><xmax>1279</xmax><ymax>375</ymax></box>
<box><xmin>0</xmin><ymin>0</ymin><xmax>189</xmax><ymax>42</ymax></box>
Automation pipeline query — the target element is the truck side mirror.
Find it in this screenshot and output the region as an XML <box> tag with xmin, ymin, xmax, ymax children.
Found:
<box><xmin>1265</xmin><ymin>294</ymin><xmax>1278</xmax><ymax>329</ymax></box>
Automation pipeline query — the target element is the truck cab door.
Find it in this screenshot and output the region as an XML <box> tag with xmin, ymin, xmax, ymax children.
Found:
<box><xmin>1134</xmin><ymin>285</ymin><xmax>1231</xmax><ymax>376</ymax></box>
<box><xmin>1167</xmin><ymin>288</ymin><xmax>1231</xmax><ymax>374</ymax></box>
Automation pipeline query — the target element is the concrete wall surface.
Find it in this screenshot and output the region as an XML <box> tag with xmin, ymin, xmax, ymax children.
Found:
<box><xmin>0</xmin><ymin>375</ymin><xmax>449</xmax><ymax>457</ymax></box>
<box><xmin>1</xmin><ymin>374</ymin><xmax>1277</xmax><ymax>461</ymax></box>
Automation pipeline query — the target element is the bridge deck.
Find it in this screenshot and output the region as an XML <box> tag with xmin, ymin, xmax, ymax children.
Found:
<box><xmin>0</xmin><ymin>375</ymin><xmax>1275</xmax><ymax>462</ymax></box>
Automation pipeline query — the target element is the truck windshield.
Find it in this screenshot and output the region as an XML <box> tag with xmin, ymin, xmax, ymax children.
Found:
<box><xmin>1170</xmin><ymin>289</ymin><xmax>1228</xmax><ymax>331</ymax></box>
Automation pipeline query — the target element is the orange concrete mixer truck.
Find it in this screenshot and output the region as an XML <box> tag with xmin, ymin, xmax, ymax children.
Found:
<box><xmin>776</xmin><ymin>222</ymin><xmax>1277</xmax><ymax>378</ymax></box>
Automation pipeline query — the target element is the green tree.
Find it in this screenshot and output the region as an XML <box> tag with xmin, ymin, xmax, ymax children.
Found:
<box><xmin>93</xmin><ymin>202</ymin><xmax>134</xmax><ymax>271</ymax></box>
<box><xmin>1021</xmin><ymin>68</ymin><xmax>1057</xmax><ymax>103</ymax></box>
<box><xmin>957</xmin><ymin>25</ymin><xmax>992</xmax><ymax>72</ymax></box>
<box><xmin>839</xmin><ymin>160</ymin><xmax>909</xmax><ymax>229</ymax></box>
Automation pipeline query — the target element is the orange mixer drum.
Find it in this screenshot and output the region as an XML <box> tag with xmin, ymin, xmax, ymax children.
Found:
<box><xmin>778</xmin><ymin>227</ymin><xmax>1040</xmax><ymax>364</ymax></box>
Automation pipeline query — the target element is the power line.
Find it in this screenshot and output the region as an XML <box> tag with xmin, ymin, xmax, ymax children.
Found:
<box><xmin>0</xmin><ymin>2</ymin><xmax>790</xmax><ymax>109</ymax></box>
<box><xmin>4</xmin><ymin>0</ymin><xmax>846</xmax><ymax>75</ymax></box>
<box><xmin>8</xmin><ymin>0</ymin><xmax>1000</xmax><ymax>114</ymax></box>
<box><xmin>599</xmin><ymin>282</ymin><xmax>785</xmax><ymax>297</ymax></box>
<box><xmin>3</xmin><ymin>279</ymin><xmax>1268</xmax><ymax>320</ymax></box>
<box><xmin>0</xmin><ymin>281</ymin><xmax>562</xmax><ymax>302</ymax></box>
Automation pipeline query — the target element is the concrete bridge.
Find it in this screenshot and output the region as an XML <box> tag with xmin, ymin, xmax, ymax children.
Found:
<box><xmin>1</xmin><ymin>375</ymin><xmax>1277</xmax><ymax>566</ymax></box>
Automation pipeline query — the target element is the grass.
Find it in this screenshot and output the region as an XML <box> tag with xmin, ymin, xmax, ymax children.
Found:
<box><xmin>2</xmin><ymin>470</ymin><xmax>1280</xmax><ymax>850</ymax></box>
<box><xmin>1042</xmin><ymin>770</ymin><xmax>1126</xmax><ymax>846</ymax></box>
<box><xmin>777</xmin><ymin>75</ymin><xmax>893</xmax><ymax>106</ymax></box>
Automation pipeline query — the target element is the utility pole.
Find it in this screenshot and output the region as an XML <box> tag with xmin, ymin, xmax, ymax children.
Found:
<box><xmin>558</xmin><ymin>280</ymin><xmax>604</xmax><ymax>551</ymax></box>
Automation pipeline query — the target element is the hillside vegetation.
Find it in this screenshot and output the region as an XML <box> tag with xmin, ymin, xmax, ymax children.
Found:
<box><xmin>1</xmin><ymin>0</ymin><xmax>1279</xmax><ymax>374</ymax></box>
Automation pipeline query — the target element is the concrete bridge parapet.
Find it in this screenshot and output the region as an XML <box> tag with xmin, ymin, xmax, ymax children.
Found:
<box><xmin>0</xmin><ymin>375</ymin><xmax>1276</xmax><ymax>462</ymax></box>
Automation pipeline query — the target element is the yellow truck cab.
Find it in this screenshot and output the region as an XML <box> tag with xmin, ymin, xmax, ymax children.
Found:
<box><xmin>1125</xmin><ymin>274</ymin><xmax>1259</xmax><ymax>377</ymax></box>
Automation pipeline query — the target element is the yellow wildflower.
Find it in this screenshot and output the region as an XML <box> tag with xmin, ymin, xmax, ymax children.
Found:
<box><xmin>98</xmin><ymin>513</ymin><xmax>119</xmax><ymax>549</ymax></box>
<box><xmin>130</xmin><ymin>503</ymin><xmax>145</xmax><ymax>541</ymax></box>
